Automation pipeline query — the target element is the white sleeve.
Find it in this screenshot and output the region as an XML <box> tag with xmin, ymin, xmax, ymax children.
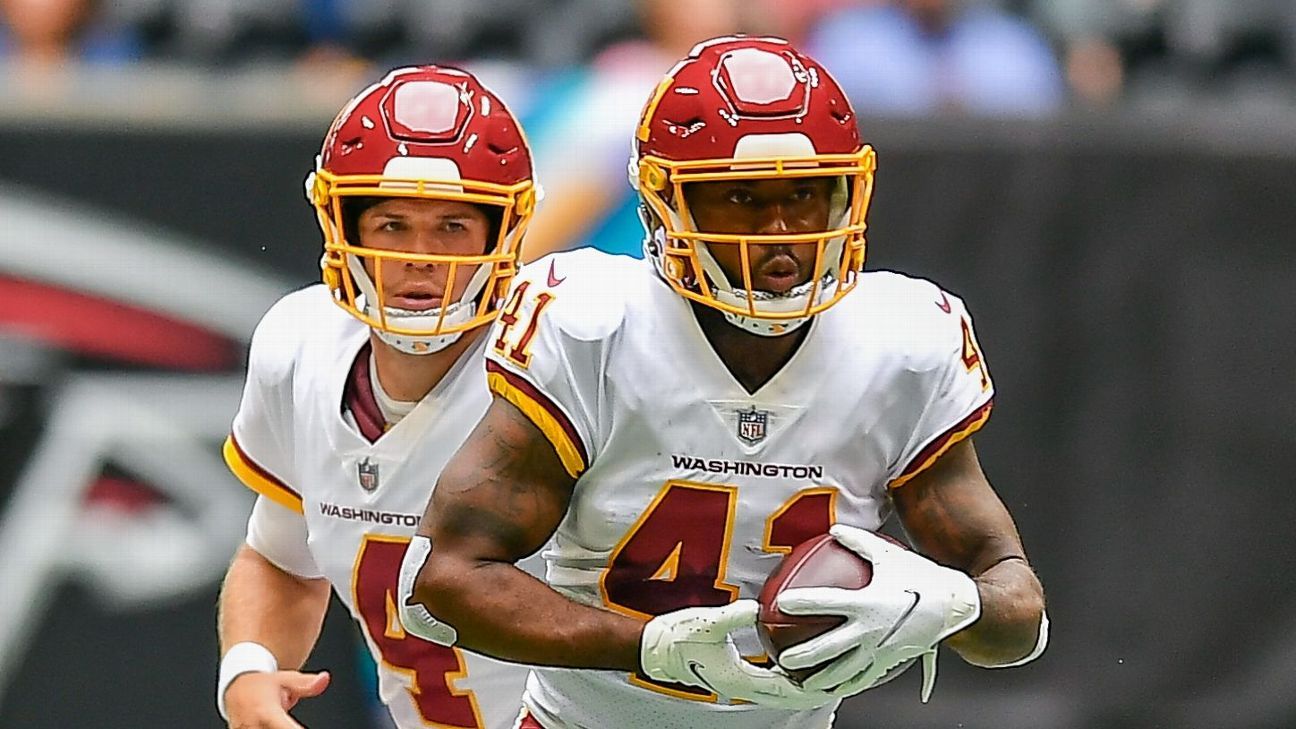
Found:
<box><xmin>483</xmin><ymin>255</ymin><xmax>615</xmax><ymax>478</ymax></box>
<box><xmin>222</xmin><ymin>298</ymin><xmax>303</xmax><ymax>513</ymax></box>
<box><xmin>888</xmin><ymin>292</ymin><xmax>995</xmax><ymax>488</ymax></box>
<box><xmin>245</xmin><ymin>496</ymin><xmax>323</xmax><ymax>580</ymax></box>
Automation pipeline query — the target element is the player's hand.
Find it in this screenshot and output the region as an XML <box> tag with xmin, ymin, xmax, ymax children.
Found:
<box><xmin>223</xmin><ymin>670</ymin><xmax>330</xmax><ymax>729</ymax></box>
<box><xmin>639</xmin><ymin>599</ymin><xmax>835</xmax><ymax>710</ymax></box>
<box><xmin>775</xmin><ymin>524</ymin><xmax>981</xmax><ymax>702</ymax></box>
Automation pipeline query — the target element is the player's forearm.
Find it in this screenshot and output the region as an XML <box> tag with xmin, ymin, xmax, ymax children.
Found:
<box><xmin>218</xmin><ymin>544</ymin><xmax>332</xmax><ymax>668</ymax></box>
<box><xmin>414</xmin><ymin>551</ymin><xmax>643</xmax><ymax>671</ymax></box>
<box><xmin>945</xmin><ymin>558</ymin><xmax>1045</xmax><ymax>666</ymax></box>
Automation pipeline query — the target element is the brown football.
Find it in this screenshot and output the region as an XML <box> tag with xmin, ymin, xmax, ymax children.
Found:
<box><xmin>757</xmin><ymin>532</ymin><xmax>895</xmax><ymax>679</ymax></box>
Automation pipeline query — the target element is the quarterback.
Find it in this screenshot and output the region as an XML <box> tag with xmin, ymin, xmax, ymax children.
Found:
<box><xmin>215</xmin><ymin>66</ymin><xmax>540</xmax><ymax>729</ymax></box>
<box><xmin>402</xmin><ymin>36</ymin><xmax>1048</xmax><ymax>729</ymax></box>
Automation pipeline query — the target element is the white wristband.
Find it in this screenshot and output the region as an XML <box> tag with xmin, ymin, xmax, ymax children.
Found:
<box><xmin>968</xmin><ymin>610</ymin><xmax>1050</xmax><ymax>669</ymax></box>
<box><xmin>217</xmin><ymin>642</ymin><xmax>279</xmax><ymax>720</ymax></box>
<box><xmin>396</xmin><ymin>535</ymin><xmax>459</xmax><ymax>647</ymax></box>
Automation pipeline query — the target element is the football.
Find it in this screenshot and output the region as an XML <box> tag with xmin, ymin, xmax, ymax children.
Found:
<box><xmin>756</xmin><ymin>531</ymin><xmax>892</xmax><ymax>678</ymax></box>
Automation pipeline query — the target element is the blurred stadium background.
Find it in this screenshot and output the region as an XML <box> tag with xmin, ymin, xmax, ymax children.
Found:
<box><xmin>1</xmin><ymin>0</ymin><xmax>1294</xmax><ymax>727</ymax></box>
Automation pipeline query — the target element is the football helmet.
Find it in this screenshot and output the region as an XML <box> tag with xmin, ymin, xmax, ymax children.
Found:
<box><xmin>308</xmin><ymin>66</ymin><xmax>537</xmax><ymax>354</ymax></box>
<box><xmin>630</xmin><ymin>36</ymin><xmax>875</xmax><ymax>336</ymax></box>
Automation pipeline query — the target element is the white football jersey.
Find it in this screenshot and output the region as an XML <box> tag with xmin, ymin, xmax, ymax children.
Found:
<box><xmin>223</xmin><ymin>285</ymin><xmax>530</xmax><ymax>729</ymax></box>
<box><xmin>485</xmin><ymin>250</ymin><xmax>994</xmax><ymax>729</ymax></box>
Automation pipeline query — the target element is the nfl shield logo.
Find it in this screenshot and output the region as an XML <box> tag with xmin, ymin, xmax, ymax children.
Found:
<box><xmin>357</xmin><ymin>458</ymin><xmax>380</xmax><ymax>492</ymax></box>
<box><xmin>737</xmin><ymin>408</ymin><xmax>769</xmax><ymax>446</ymax></box>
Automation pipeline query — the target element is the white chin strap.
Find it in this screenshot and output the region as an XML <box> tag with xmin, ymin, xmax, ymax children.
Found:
<box><xmin>346</xmin><ymin>254</ymin><xmax>492</xmax><ymax>355</ymax></box>
<box><xmin>713</xmin><ymin>272</ymin><xmax>837</xmax><ymax>337</ymax></box>
<box><xmin>692</xmin><ymin>227</ymin><xmax>847</xmax><ymax>338</ymax></box>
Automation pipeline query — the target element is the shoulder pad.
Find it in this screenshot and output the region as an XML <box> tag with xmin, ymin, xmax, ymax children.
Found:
<box><xmin>246</xmin><ymin>285</ymin><xmax>340</xmax><ymax>382</ymax></box>
<box><xmin>849</xmin><ymin>271</ymin><xmax>972</xmax><ymax>366</ymax></box>
<box><xmin>514</xmin><ymin>249</ymin><xmax>641</xmax><ymax>342</ymax></box>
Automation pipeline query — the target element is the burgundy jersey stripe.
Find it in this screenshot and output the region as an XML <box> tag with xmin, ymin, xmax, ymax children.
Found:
<box><xmin>343</xmin><ymin>341</ymin><xmax>387</xmax><ymax>443</ymax></box>
<box><xmin>896</xmin><ymin>399</ymin><xmax>994</xmax><ymax>482</ymax></box>
<box><xmin>229</xmin><ymin>433</ymin><xmax>301</xmax><ymax>500</ymax></box>
<box><xmin>486</xmin><ymin>359</ymin><xmax>589</xmax><ymax>468</ymax></box>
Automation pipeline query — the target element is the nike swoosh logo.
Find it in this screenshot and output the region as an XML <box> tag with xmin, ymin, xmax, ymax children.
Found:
<box><xmin>935</xmin><ymin>292</ymin><xmax>951</xmax><ymax>314</ymax></box>
<box><xmin>547</xmin><ymin>260</ymin><xmax>566</xmax><ymax>287</ymax></box>
<box><xmin>685</xmin><ymin>660</ymin><xmax>716</xmax><ymax>692</ymax></box>
<box><xmin>875</xmin><ymin>590</ymin><xmax>923</xmax><ymax>648</ymax></box>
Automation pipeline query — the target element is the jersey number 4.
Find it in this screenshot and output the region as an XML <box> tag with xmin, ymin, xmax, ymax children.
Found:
<box><xmin>599</xmin><ymin>482</ymin><xmax>836</xmax><ymax>700</ymax></box>
<box><xmin>960</xmin><ymin>317</ymin><xmax>990</xmax><ymax>390</ymax></box>
<box><xmin>353</xmin><ymin>535</ymin><xmax>484</xmax><ymax>728</ymax></box>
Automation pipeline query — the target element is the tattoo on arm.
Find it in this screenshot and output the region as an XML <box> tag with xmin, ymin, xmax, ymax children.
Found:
<box><xmin>420</xmin><ymin>395</ymin><xmax>575</xmax><ymax>562</ymax></box>
<box><xmin>894</xmin><ymin>438</ymin><xmax>1046</xmax><ymax>664</ymax></box>
<box><xmin>410</xmin><ymin>397</ymin><xmax>644</xmax><ymax>669</ymax></box>
<box><xmin>892</xmin><ymin>438</ymin><xmax>1027</xmax><ymax>576</ymax></box>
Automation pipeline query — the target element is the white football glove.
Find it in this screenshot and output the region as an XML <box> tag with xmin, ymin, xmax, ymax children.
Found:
<box><xmin>775</xmin><ymin>524</ymin><xmax>981</xmax><ymax>702</ymax></box>
<box><xmin>639</xmin><ymin>599</ymin><xmax>836</xmax><ymax>710</ymax></box>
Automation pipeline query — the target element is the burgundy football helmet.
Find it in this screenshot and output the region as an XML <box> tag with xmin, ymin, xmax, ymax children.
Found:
<box><xmin>308</xmin><ymin>66</ymin><xmax>538</xmax><ymax>353</ymax></box>
<box><xmin>631</xmin><ymin>36</ymin><xmax>875</xmax><ymax>336</ymax></box>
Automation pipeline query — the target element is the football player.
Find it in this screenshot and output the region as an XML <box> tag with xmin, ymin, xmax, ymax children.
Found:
<box><xmin>215</xmin><ymin>66</ymin><xmax>540</xmax><ymax>729</ymax></box>
<box><xmin>400</xmin><ymin>36</ymin><xmax>1049</xmax><ymax>729</ymax></box>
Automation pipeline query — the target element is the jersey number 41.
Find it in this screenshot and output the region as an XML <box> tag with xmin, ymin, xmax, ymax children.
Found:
<box><xmin>600</xmin><ymin>481</ymin><xmax>836</xmax><ymax>701</ymax></box>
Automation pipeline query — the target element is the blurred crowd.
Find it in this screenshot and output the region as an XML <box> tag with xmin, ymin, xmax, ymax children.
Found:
<box><xmin>2</xmin><ymin>0</ymin><xmax>1295</xmax><ymax>115</ymax></box>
